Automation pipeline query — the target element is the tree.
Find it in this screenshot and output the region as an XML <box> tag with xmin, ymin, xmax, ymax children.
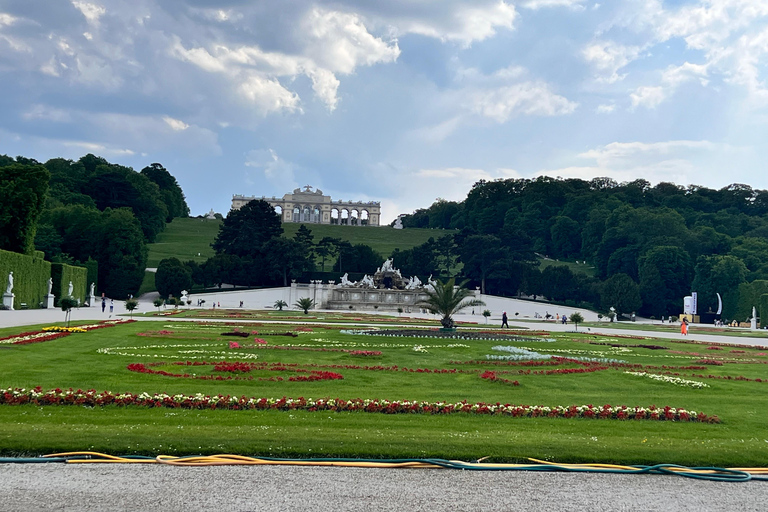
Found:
<box><xmin>140</xmin><ymin>163</ymin><xmax>189</xmax><ymax>221</ymax></box>
<box><xmin>333</xmin><ymin>243</ymin><xmax>384</xmax><ymax>273</ymax></box>
<box><xmin>274</xmin><ymin>299</ymin><xmax>287</xmax><ymax>311</ymax></box>
<box><xmin>570</xmin><ymin>312</ymin><xmax>584</xmax><ymax>331</ymax></box>
<box><xmin>153</xmin><ymin>297</ymin><xmax>164</xmax><ymax>311</ymax></box>
<box><xmin>294</xmin><ymin>297</ymin><xmax>315</xmax><ymax>314</ymax></box>
<box><xmin>416</xmin><ymin>278</ymin><xmax>485</xmax><ymax>329</ymax></box>
<box><xmin>458</xmin><ymin>234</ymin><xmax>512</xmax><ymax>294</ymax></box>
<box><xmin>262</xmin><ymin>238</ymin><xmax>315</xmax><ymax>286</ymax></box>
<box><xmin>212</xmin><ymin>200</ymin><xmax>283</xmax><ymax>258</ymax></box>
<box><xmin>155</xmin><ymin>257</ymin><xmax>193</xmax><ymax>299</ymax></box>
<box><xmin>294</xmin><ymin>225</ymin><xmax>314</xmax><ymax>252</ymax></box>
<box><xmin>59</xmin><ymin>296</ymin><xmax>78</xmax><ymax>327</ymax></box>
<box><xmin>125</xmin><ymin>297</ymin><xmax>139</xmax><ymax>318</ymax></box>
<box><xmin>691</xmin><ymin>255</ymin><xmax>748</xmax><ymax>318</ymax></box>
<box><xmin>482</xmin><ymin>309</ymin><xmax>491</xmax><ymax>324</ymax></box>
<box><xmin>0</xmin><ymin>162</ymin><xmax>50</xmax><ymax>254</ymax></box>
<box><xmin>96</xmin><ymin>208</ymin><xmax>148</xmax><ymax>298</ymax></box>
<box><xmin>600</xmin><ymin>273</ymin><xmax>641</xmax><ymax>318</ymax></box>
<box><xmin>540</xmin><ymin>265</ymin><xmax>575</xmax><ymax>302</ymax></box>
<box><xmin>316</xmin><ymin>237</ymin><xmax>339</xmax><ymax>272</ymax></box>
<box><xmin>638</xmin><ymin>246</ymin><xmax>693</xmax><ymax>317</ymax></box>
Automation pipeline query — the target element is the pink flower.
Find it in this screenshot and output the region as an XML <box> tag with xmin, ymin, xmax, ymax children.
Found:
<box><xmin>229</xmin><ymin>341</ymin><xmax>240</xmax><ymax>349</ymax></box>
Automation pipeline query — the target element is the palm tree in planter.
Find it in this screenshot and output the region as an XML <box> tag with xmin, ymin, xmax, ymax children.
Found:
<box><xmin>274</xmin><ymin>300</ymin><xmax>288</xmax><ymax>311</ymax></box>
<box><xmin>294</xmin><ymin>297</ymin><xmax>315</xmax><ymax>315</ymax></box>
<box><xmin>416</xmin><ymin>278</ymin><xmax>485</xmax><ymax>330</ymax></box>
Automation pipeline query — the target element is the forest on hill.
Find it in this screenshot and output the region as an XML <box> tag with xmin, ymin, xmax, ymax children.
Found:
<box><xmin>0</xmin><ymin>154</ymin><xmax>188</xmax><ymax>297</ymax></box>
<box><xmin>398</xmin><ymin>177</ymin><xmax>768</xmax><ymax>321</ymax></box>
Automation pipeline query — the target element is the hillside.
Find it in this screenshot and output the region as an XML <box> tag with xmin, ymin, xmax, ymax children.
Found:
<box><xmin>147</xmin><ymin>217</ymin><xmax>453</xmax><ymax>267</ymax></box>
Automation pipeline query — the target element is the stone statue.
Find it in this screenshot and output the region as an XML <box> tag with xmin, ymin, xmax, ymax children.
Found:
<box><xmin>67</xmin><ymin>281</ymin><xmax>73</xmax><ymax>297</ymax></box>
<box><xmin>5</xmin><ymin>271</ymin><xmax>13</xmax><ymax>295</ymax></box>
<box><xmin>393</xmin><ymin>217</ymin><xmax>403</xmax><ymax>229</ymax></box>
<box><xmin>47</xmin><ymin>277</ymin><xmax>53</xmax><ymax>295</ymax></box>
<box><xmin>380</xmin><ymin>258</ymin><xmax>394</xmax><ymax>273</ymax></box>
<box><xmin>406</xmin><ymin>275</ymin><xmax>422</xmax><ymax>290</ymax></box>
<box><xmin>89</xmin><ymin>282</ymin><xmax>95</xmax><ymax>297</ymax></box>
<box><xmin>181</xmin><ymin>290</ymin><xmax>189</xmax><ymax>300</ymax></box>
<box><xmin>340</xmin><ymin>273</ymin><xmax>354</xmax><ymax>287</ymax></box>
<box><xmin>360</xmin><ymin>275</ymin><xmax>375</xmax><ymax>288</ymax></box>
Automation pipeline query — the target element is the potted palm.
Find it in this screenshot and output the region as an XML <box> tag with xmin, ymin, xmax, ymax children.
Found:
<box><xmin>416</xmin><ymin>278</ymin><xmax>485</xmax><ymax>331</ymax></box>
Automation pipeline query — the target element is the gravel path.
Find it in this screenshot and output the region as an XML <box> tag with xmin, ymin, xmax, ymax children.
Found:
<box><xmin>2</xmin><ymin>464</ymin><xmax>767</xmax><ymax>511</ymax></box>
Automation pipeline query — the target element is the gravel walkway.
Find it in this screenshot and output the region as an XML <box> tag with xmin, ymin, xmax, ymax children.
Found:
<box><xmin>2</xmin><ymin>464</ymin><xmax>767</xmax><ymax>511</ymax></box>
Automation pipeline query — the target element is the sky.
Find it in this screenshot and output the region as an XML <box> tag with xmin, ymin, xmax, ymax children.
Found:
<box><xmin>1</xmin><ymin>1</ymin><xmax>768</xmax><ymax>223</ymax></box>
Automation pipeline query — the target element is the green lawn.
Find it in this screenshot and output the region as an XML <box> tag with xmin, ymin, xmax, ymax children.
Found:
<box><xmin>1</xmin><ymin>319</ymin><xmax>767</xmax><ymax>466</ymax></box>
<box><xmin>538</xmin><ymin>257</ymin><xmax>596</xmax><ymax>277</ymax></box>
<box><xmin>147</xmin><ymin>218</ymin><xmax>453</xmax><ymax>268</ymax></box>
<box><xmin>147</xmin><ymin>218</ymin><xmax>221</xmax><ymax>267</ymax></box>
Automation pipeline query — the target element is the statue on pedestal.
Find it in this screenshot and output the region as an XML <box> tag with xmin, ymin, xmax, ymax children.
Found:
<box><xmin>340</xmin><ymin>273</ymin><xmax>354</xmax><ymax>287</ymax></box>
<box><xmin>67</xmin><ymin>281</ymin><xmax>73</xmax><ymax>297</ymax></box>
<box><xmin>5</xmin><ymin>271</ymin><xmax>13</xmax><ymax>295</ymax></box>
<box><xmin>360</xmin><ymin>275</ymin><xmax>375</xmax><ymax>288</ymax></box>
<box><xmin>47</xmin><ymin>277</ymin><xmax>53</xmax><ymax>295</ymax></box>
<box><xmin>89</xmin><ymin>282</ymin><xmax>95</xmax><ymax>297</ymax></box>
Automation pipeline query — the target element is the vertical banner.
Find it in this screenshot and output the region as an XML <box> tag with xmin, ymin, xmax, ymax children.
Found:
<box><xmin>692</xmin><ymin>291</ymin><xmax>698</xmax><ymax>315</ymax></box>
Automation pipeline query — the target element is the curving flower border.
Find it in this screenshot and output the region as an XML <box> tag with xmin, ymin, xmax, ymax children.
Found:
<box><xmin>0</xmin><ymin>387</ymin><xmax>720</xmax><ymax>422</ymax></box>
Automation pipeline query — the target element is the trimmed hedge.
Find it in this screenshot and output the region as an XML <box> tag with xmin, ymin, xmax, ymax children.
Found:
<box><xmin>51</xmin><ymin>262</ymin><xmax>88</xmax><ymax>305</ymax></box>
<box><xmin>84</xmin><ymin>258</ymin><xmax>98</xmax><ymax>296</ymax></box>
<box><xmin>0</xmin><ymin>249</ymin><xmax>51</xmax><ymax>308</ymax></box>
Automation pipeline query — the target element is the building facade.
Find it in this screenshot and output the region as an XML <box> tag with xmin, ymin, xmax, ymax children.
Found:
<box><xmin>232</xmin><ymin>185</ymin><xmax>381</xmax><ymax>226</ymax></box>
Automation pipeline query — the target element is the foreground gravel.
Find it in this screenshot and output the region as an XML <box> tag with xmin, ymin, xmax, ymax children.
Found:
<box><xmin>1</xmin><ymin>464</ymin><xmax>766</xmax><ymax>511</ymax></box>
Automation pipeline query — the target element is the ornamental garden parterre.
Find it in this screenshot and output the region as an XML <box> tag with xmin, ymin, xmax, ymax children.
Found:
<box><xmin>1</xmin><ymin>315</ymin><xmax>767</xmax><ymax>465</ymax></box>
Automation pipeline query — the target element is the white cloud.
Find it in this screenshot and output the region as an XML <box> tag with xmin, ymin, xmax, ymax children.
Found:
<box><xmin>467</xmin><ymin>82</ymin><xmax>577</xmax><ymax>121</ymax></box>
<box><xmin>535</xmin><ymin>139</ymin><xmax>740</xmax><ymax>188</ymax></box>
<box><xmin>596</xmin><ymin>103</ymin><xmax>615</xmax><ymax>113</ymax></box>
<box><xmin>245</xmin><ymin>149</ymin><xmax>297</xmax><ymax>191</ymax></box>
<box><xmin>72</xmin><ymin>1</ymin><xmax>106</xmax><ymax>25</ymax></box>
<box><xmin>582</xmin><ymin>41</ymin><xmax>642</xmax><ymax>83</ymax></box>
<box><xmin>0</xmin><ymin>13</ymin><xmax>17</xmax><ymax>26</ymax></box>
<box><xmin>387</xmin><ymin>1</ymin><xmax>516</xmax><ymax>46</ymax></box>
<box><xmin>522</xmin><ymin>0</ymin><xmax>586</xmax><ymax>10</ymax></box>
<box><xmin>162</xmin><ymin>116</ymin><xmax>189</xmax><ymax>131</ymax></box>
<box><xmin>631</xmin><ymin>61</ymin><xmax>709</xmax><ymax>108</ymax></box>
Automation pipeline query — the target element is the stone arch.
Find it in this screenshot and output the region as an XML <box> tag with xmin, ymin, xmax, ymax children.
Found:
<box><xmin>350</xmin><ymin>209</ymin><xmax>359</xmax><ymax>226</ymax></box>
<box><xmin>312</xmin><ymin>205</ymin><xmax>321</xmax><ymax>223</ymax></box>
<box><xmin>360</xmin><ymin>209</ymin><xmax>369</xmax><ymax>226</ymax></box>
<box><xmin>302</xmin><ymin>205</ymin><xmax>311</xmax><ymax>222</ymax></box>
<box><xmin>331</xmin><ymin>208</ymin><xmax>340</xmax><ymax>224</ymax></box>
<box><xmin>340</xmin><ymin>208</ymin><xmax>350</xmax><ymax>225</ymax></box>
<box><xmin>274</xmin><ymin>205</ymin><xmax>283</xmax><ymax>216</ymax></box>
<box><xmin>293</xmin><ymin>206</ymin><xmax>300</xmax><ymax>222</ymax></box>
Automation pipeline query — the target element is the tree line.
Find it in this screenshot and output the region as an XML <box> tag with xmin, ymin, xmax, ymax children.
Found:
<box><xmin>397</xmin><ymin>177</ymin><xmax>768</xmax><ymax>321</ymax></box>
<box><xmin>0</xmin><ymin>154</ymin><xmax>188</xmax><ymax>298</ymax></box>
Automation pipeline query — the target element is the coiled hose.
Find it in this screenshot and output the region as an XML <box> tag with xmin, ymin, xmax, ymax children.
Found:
<box><xmin>0</xmin><ymin>452</ymin><xmax>765</xmax><ymax>482</ymax></box>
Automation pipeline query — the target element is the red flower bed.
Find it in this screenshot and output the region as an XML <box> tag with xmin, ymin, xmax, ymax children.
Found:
<box><xmin>349</xmin><ymin>350</ymin><xmax>383</xmax><ymax>356</ymax></box>
<box><xmin>479</xmin><ymin>371</ymin><xmax>520</xmax><ymax>386</ymax></box>
<box><xmin>127</xmin><ymin>362</ymin><xmax>344</xmax><ymax>382</ymax></box>
<box><xmin>0</xmin><ymin>387</ymin><xmax>720</xmax><ymax>423</ymax></box>
<box><xmin>12</xmin><ymin>332</ymin><xmax>71</xmax><ymax>345</ymax></box>
<box><xmin>695</xmin><ymin>359</ymin><xmax>724</xmax><ymax>366</ymax></box>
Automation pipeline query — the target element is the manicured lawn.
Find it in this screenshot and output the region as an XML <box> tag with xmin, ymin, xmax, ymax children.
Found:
<box><xmin>1</xmin><ymin>320</ymin><xmax>767</xmax><ymax>465</ymax></box>
<box><xmin>147</xmin><ymin>218</ymin><xmax>453</xmax><ymax>268</ymax></box>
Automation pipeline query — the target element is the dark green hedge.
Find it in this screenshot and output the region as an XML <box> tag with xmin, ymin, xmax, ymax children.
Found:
<box><xmin>0</xmin><ymin>249</ymin><xmax>51</xmax><ymax>308</ymax></box>
<box><xmin>84</xmin><ymin>258</ymin><xmax>98</xmax><ymax>295</ymax></box>
<box><xmin>51</xmin><ymin>262</ymin><xmax>88</xmax><ymax>305</ymax></box>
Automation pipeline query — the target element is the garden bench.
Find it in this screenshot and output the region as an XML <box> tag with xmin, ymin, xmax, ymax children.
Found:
<box><xmin>19</xmin><ymin>303</ymin><xmax>28</xmax><ymax>309</ymax></box>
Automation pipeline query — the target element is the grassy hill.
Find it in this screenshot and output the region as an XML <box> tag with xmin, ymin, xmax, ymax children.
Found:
<box><xmin>147</xmin><ymin>217</ymin><xmax>454</xmax><ymax>267</ymax></box>
<box><xmin>537</xmin><ymin>257</ymin><xmax>596</xmax><ymax>277</ymax></box>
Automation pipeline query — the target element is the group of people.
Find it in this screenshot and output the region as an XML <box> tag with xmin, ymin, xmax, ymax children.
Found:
<box><xmin>100</xmin><ymin>297</ymin><xmax>114</xmax><ymax>316</ymax></box>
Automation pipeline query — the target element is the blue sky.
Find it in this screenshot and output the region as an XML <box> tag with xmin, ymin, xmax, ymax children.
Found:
<box><xmin>1</xmin><ymin>0</ymin><xmax>768</xmax><ymax>223</ymax></box>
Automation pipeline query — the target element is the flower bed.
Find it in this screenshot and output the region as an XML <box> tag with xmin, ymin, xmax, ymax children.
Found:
<box><xmin>41</xmin><ymin>326</ymin><xmax>87</xmax><ymax>333</ymax></box>
<box><xmin>479</xmin><ymin>371</ymin><xmax>520</xmax><ymax>386</ymax></box>
<box><xmin>0</xmin><ymin>331</ymin><xmax>71</xmax><ymax>345</ymax></box>
<box><xmin>126</xmin><ymin>362</ymin><xmax>343</xmax><ymax>382</ymax></box>
<box><xmin>624</xmin><ymin>371</ymin><xmax>709</xmax><ymax>388</ymax></box>
<box><xmin>0</xmin><ymin>387</ymin><xmax>720</xmax><ymax>422</ymax></box>
<box><xmin>340</xmin><ymin>329</ymin><xmax>551</xmax><ymax>343</ymax></box>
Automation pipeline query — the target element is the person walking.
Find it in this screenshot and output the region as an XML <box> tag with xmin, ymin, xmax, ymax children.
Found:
<box><xmin>562</xmin><ymin>314</ymin><xmax>567</xmax><ymax>325</ymax></box>
<box><xmin>501</xmin><ymin>311</ymin><xmax>509</xmax><ymax>328</ymax></box>
<box><xmin>109</xmin><ymin>299</ymin><xmax>114</xmax><ymax>315</ymax></box>
<box><xmin>681</xmin><ymin>318</ymin><xmax>688</xmax><ymax>336</ymax></box>
<box><xmin>101</xmin><ymin>297</ymin><xmax>106</xmax><ymax>313</ymax></box>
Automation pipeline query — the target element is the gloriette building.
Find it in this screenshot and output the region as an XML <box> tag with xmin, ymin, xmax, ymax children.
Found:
<box><xmin>232</xmin><ymin>185</ymin><xmax>381</xmax><ymax>226</ymax></box>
